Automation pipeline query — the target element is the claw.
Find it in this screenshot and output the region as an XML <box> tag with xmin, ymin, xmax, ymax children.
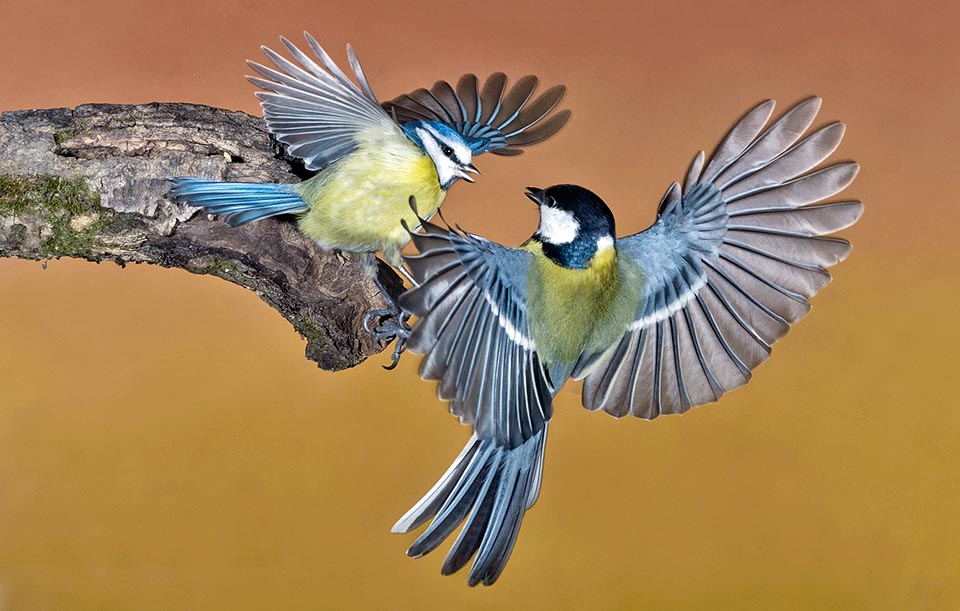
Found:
<box><xmin>363</xmin><ymin>252</ymin><xmax>415</xmax><ymax>368</ymax></box>
<box><xmin>363</xmin><ymin>306</ymin><xmax>412</xmax><ymax>369</ymax></box>
<box><xmin>363</xmin><ymin>308</ymin><xmax>395</xmax><ymax>334</ymax></box>
<box><xmin>382</xmin><ymin>334</ymin><xmax>407</xmax><ymax>371</ymax></box>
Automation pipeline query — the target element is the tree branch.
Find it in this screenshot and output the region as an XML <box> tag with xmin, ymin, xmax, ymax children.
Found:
<box><xmin>0</xmin><ymin>103</ymin><xmax>402</xmax><ymax>371</ymax></box>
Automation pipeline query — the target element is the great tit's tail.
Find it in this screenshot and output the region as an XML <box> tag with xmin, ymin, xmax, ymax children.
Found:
<box><xmin>392</xmin><ymin>427</ymin><xmax>547</xmax><ymax>587</ymax></box>
<box><xmin>169</xmin><ymin>178</ymin><xmax>308</xmax><ymax>226</ymax></box>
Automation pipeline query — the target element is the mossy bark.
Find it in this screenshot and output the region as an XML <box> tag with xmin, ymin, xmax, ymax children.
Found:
<box><xmin>0</xmin><ymin>103</ymin><xmax>402</xmax><ymax>371</ymax></box>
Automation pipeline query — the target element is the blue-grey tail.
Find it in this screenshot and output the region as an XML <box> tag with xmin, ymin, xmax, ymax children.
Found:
<box><xmin>169</xmin><ymin>178</ymin><xmax>308</xmax><ymax>226</ymax></box>
<box><xmin>392</xmin><ymin>428</ymin><xmax>547</xmax><ymax>587</ymax></box>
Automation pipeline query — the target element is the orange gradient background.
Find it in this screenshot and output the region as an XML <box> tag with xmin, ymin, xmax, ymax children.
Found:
<box><xmin>1</xmin><ymin>1</ymin><xmax>957</xmax><ymax>609</ymax></box>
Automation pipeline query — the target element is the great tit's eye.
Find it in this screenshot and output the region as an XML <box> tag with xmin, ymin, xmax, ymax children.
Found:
<box><xmin>441</xmin><ymin>145</ymin><xmax>454</xmax><ymax>157</ymax></box>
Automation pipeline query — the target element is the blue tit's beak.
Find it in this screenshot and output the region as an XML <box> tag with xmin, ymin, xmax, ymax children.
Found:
<box><xmin>457</xmin><ymin>163</ymin><xmax>480</xmax><ymax>183</ymax></box>
<box><xmin>525</xmin><ymin>186</ymin><xmax>546</xmax><ymax>206</ymax></box>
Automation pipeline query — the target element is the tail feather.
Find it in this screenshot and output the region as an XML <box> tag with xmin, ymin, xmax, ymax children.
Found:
<box><xmin>170</xmin><ymin>178</ymin><xmax>308</xmax><ymax>226</ymax></box>
<box><xmin>469</xmin><ymin>449</ymin><xmax>534</xmax><ymax>585</ymax></box>
<box><xmin>394</xmin><ymin>428</ymin><xmax>547</xmax><ymax>587</ymax></box>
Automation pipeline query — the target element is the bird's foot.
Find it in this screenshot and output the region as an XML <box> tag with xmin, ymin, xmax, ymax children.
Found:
<box><xmin>363</xmin><ymin>308</ymin><xmax>412</xmax><ymax>370</ymax></box>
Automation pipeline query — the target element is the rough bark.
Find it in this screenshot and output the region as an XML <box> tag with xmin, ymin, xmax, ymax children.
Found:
<box><xmin>0</xmin><ymin>103</ymin><xmax>402</xmax><ymax>371</ymax></box>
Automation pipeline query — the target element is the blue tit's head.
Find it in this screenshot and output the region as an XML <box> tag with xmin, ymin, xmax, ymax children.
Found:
<box><xmin>402</xmin><ymin>121</ymin><xmax>479</xmax><ymax>190</ymax></box>
<box><xmin>526</xmin><ymin>184</ymin><xmax>617</xmax><ymax>270</ymax></box>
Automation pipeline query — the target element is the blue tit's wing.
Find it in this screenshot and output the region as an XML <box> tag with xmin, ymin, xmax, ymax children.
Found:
<box><xmin>577</xmin><ymin>97</ymin><xmax>863</xmax><ymax>418</ymax></box>
<box><xmin>393</xmin><ymin>220</ymin><xmax>554</xmax><ymax>586</ymax></box>
<box><xmin>382</xmin><ymin>73</ymin><xmax>571</xmax><ymax>156</ymax></box>
<box><xmin>246</xmin><ymin>32</ymin><xmax>401</xmax><ymax>171</ymax></box>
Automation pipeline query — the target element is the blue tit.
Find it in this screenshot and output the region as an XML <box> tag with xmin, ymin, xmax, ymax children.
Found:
<box><xmin>169</xmin><ymin>31</ymin><xmax>570</xmax><ymax>272</ymax></box>
<box><xmin>392</xmin><ymin>97</ymin><xmax>862</xmax><ymax>585</ymax></box>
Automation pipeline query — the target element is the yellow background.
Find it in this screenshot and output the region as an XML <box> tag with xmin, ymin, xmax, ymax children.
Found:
<box><xmin>1</xmin><ymin>0</ymin><xmax>957</xmax><ymax>609</ymax></box>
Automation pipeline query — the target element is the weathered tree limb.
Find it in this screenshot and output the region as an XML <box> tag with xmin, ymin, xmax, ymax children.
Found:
<box><xmin>0</xmin><ymin>103</ymin><xmax>402</xmax><ymax>371</ymax></box>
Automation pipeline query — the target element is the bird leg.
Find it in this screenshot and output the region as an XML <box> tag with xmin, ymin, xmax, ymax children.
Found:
<box><xmin>359</xmin><ymin>253</ymin><xmax>413</xmax><ymax>370</ymax></box>
<box><xmin>363</xmin><ymin>285</ymin><xmax>411</xmax><ymax>370</ymax></box>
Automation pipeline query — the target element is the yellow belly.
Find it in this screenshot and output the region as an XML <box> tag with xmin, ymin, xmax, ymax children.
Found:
<box><xmin>294</xmin><ymin>135</ymin><xmax>444</xmax><ymax>266</ymax></box>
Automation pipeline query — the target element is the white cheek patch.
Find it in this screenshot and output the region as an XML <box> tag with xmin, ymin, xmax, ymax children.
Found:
<box><xmin>417</xmin><ymin>127</ymin><xmax>457</xmax><ymax>186</ymax></box>
<box><xmin>538</xmin><ymin>205</ymin><xmax>580</xmax><ymax>244</ymax></box>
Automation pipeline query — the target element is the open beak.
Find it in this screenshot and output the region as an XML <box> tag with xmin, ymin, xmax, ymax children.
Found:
<box><xmin>524</xmin><ymin>186</ymin><xmax>546</xmax><ymax>206</ymax></box>
<box><xmin>457</xmin><ymin>163</ymin><xmax>480</xmax><ymax>183</ymax></box>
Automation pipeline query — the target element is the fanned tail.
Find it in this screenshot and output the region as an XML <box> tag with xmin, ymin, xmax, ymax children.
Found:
<box><xmin>392</xmin><ymin>428</ymin><xmax>547</xmax><ymax>587</ymax></box>
<box><xmin>170</xmin><ymin>178</ymin><xmax>308</xmax><ymax>226</ymax></box>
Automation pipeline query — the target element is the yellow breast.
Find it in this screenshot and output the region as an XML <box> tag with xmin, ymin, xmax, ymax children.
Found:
<box><xmin>524</xmin><ymin>240</ymin><xmax>641</xmax><ymax>365</ymax></box>
<box><xmin>294</xmin><ymin>128</ymin><xmax>445</xmax><ymax>265</ymax></box>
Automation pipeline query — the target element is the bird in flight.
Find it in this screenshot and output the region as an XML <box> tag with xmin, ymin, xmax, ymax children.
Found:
<box><xmin>392</xmin><ymin>97</ymin><xmax>862</xmax><ymax>585</ymax></box>
<box><xmin>170</xmin><ymin>32</ymin><xmax>571</xmax><ymax>364</ymax></box>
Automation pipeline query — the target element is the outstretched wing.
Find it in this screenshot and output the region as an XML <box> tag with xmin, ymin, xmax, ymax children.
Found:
<box><xmin>400</xmin><ymin>220</ymin><xmax>553</xmax><ymax>447</ymax></box>
<box><xmin>246</xmin><ymin>32</ymin><xmax>401</xmax><ymax>171</ymax></box>
<box><xmin>393</xmin><ymin>219</ymin><xmax>554</xmax><ymax>585</ymax></box>
<box><xmin>382</xmin><ymin>73</ymin><xmax>571</xmax><ymax>156</ymax></box>
<box><xmin>579</xmin><ymin>97</ymin><xmax>863</xmax><ymax>418</ymax></box>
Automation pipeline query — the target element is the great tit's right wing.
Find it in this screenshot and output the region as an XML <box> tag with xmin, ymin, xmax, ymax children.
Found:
<box><xmin>577</xmin><ymin>98</ymin><xmax>863</xmax><ymax>418</ymax></box>
<box><xmin>399</xmin><ymin>221</ymin><xmax>553</xmax><ymax>446</ymax></box>
<box><xmin>392</xmin><ymin>220</ymin><xmax>553</xmax><ymax>586</ymax></box>
<box><xmin>246</xmin><ymin>32</ymin><xmax>402</xmax><ymax>171</ymax></box>
<box><xmin>382</xmin><ymin>74</ymin><xmax>571</xmax><ymax>156</ymax></box>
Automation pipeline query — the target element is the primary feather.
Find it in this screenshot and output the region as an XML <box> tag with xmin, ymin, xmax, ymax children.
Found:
<box><xmin>395</xmin><ymin>221</ymin><xmax>554</xmax><ymax>584</ymax></box>
<box><xmin>383</xmin><ymin>73</ymin><xmax>572</xmax><ymax>155</ymax></box>
<box><xmin>247</xmin><ymin>32</ymin><xmax>400</xmax><ymax>171</ymax></box>
<box><xmin>579</xmin><ymin>97</ymin><xmax>862</xmax><ymax>418</ymax></box>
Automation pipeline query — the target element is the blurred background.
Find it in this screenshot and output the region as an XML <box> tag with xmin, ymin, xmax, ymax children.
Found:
<box><xmin>0</xmin><ymin>0</ymin><xmax>957</xmax><ymax>609</ymax></box>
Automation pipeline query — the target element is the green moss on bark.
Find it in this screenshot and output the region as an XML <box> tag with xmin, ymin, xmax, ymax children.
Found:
<box><xmin>53</xmin><ymin>127</ymin><xmax>80</xmax><ymax>145</ymax></box>
<box><xmin>0</xmin><ymin>175</ymin><xmax>104</xmax><ymax>258</ymax></box>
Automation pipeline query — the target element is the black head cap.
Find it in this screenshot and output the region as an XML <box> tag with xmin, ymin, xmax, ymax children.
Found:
<box><xmin>526</xmin><ymin>184</ymin><xmax>616</xmax><ymax>269</ymax></box>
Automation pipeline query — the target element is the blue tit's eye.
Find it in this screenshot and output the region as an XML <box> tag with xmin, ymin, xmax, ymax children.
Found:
<box><xmin>441</xmin><ymin>145</ymin><xmax>454</xmax><ymax>157</ymax></box>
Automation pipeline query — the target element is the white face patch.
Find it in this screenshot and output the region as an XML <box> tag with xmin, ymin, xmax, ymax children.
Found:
<box><xmin>538</xmin><ymin>204</ymin><xmax>580</xmax><ymax>245</ymax></box>
<box><xmin>417</xmin><ymin>126</ymin><xmax>474</xmax><ymax>188</ymax></box>
<box><xmin>417</xmin><ymin>127</ymin><xmax>457</xmax><ymax>187</ymax></box>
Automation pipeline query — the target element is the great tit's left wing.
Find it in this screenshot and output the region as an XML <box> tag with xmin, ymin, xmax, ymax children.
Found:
<box><xmin>577</xmin><ymin>98</ymin><xmax>863</xmax><ymax>418</ymax></box>
<box><xmin>382</xmin><ymin>74</ymin><xmax>571</xmax><ymax>156</ymax></box>
<box><xmin>246</xmin><ymin>32</ymin><xmax>401</xmax><ymax>171</ymax></box>
<box><xmin>393</xmin><ymin>220</ymin><xmax>554</xmax><ymax>585</ymax></box>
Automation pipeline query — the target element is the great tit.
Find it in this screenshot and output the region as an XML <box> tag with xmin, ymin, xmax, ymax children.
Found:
<box><xmin>392</xmin><ymin>97</ymin><xmax>862</xmax><ymax>585</ymax></box>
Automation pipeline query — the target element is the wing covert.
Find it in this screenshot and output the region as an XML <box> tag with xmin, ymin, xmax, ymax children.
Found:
<box><xmin>383</xmin><ymin>73</ymin><xmax>571</xmax><ymax>156</ymax></box>
<box><xmin>580</xmin><ymin>97</ymin><xmax>863</xmax><ymax>419</ymax></box>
